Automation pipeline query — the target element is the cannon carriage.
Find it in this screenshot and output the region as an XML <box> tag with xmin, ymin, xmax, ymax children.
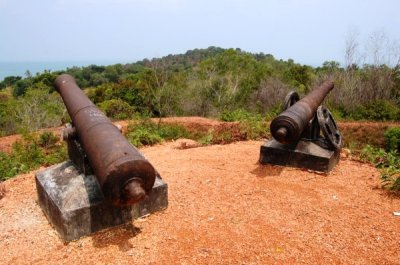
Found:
<box><xmin>260</xmin><ymin>81</ymin><xmax>342</xmax><ymax>173</ymax></box>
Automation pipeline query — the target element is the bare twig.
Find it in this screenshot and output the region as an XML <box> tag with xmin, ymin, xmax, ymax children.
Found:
<box><xmin>0</xmin><ymin>182</ymin><xmax>6</xmax><ymax>199</ymax></box>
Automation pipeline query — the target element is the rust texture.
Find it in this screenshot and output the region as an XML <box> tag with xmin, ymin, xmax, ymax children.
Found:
<box><xmin>54</xmin><ymin>74</ymin><xmax>156</xmax><ymax>207</ymax></box>
<box><xmin>270</xmin><ymin>80</ymin><xmax>334</xmax><ymax>144</ymax></box>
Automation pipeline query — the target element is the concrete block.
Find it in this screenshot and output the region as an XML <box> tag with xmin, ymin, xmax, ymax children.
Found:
<box><xmin>259</xmin><ymin>139</ymin><xmax>340</xmax><ymax>173</ymax></box>
<box><xmin>35</xmin><ymin>161</ymin><xmax>168</xmax><ymax>241</ymax></box>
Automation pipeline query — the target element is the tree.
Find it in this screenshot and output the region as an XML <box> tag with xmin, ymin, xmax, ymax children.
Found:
<box><xmin>13</xmin><ymin>79</ymin><xmax>31</xmax><ymax>97</ymax></box>
<box><xmin>0</xmin><ymin>76</ymin><xmax>22</xmax><ymax>89</ymax></box>
<box><xmin>12</xmin><ymin>89</ymin><xmax>64</xmax><ymax>132</ymax></box>
<box><xmin>344</xmin><ymin>28</ymin><xmax>362</xmax><ymax>68</ymax></box>
<box><xmin>197</xmin><ymin>49</ymin><xmax>267</xmax><ymax>114</ymax></box>
<box><xmin>283</xmin><ymin>64</ymin><xmax>313</xmax><ymax>93</ymax></box>
<box><xmin>138</xmin><ymin>59</ymin><xmax>185</xmax><ymax>118</ymax></box>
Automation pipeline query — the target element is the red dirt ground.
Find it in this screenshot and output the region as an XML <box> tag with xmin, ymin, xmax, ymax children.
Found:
<box><xmin>1</xmin><ymin>137</ymin><xmax>400</xmax><ymax>264</ymax></box>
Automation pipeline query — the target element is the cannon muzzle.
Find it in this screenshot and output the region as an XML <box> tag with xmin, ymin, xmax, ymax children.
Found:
<box><xmin>54</xmin><ymin>74</ymin><xmax>156</xmax><ymax>207</ymax></box>
<box><xmin>270</xmin><ymin>80</ymin><xmax>334</xmax><ymax>144</ymax></box>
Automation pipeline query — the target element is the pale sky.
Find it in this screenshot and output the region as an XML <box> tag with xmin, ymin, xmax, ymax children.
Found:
<box><xmin>0</xmin><ymin>0</ymin><xmax>399</xmax><ymax>66</ymax></box>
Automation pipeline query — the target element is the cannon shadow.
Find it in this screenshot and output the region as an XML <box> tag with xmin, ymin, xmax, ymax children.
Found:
<box><xmin>250</xmin><ymin>162</ymin><xmax>284</xmax><ymax>178</ymax></box>
<box><xmin>90</xmin><ymin>222</ymin><xmax>141</xmax><ymax>251</ymax></box>
<box><xmin>80</xmin><ymin>174</ymin><xmax>142</xmax><ymax>251</ymax></box>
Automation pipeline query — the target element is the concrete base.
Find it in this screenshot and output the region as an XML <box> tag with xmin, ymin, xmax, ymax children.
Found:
<box><xmin>35</xmin><ymin>161</ymin><xmax>168</xmax><ymax>242</ymax></box>
<box><xmin>259</xmin><ymin>139</ymin><xmax>340</xmax><ymax>173</ymax></box>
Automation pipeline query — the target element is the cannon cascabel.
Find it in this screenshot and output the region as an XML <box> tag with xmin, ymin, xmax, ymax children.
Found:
<box><xmin>270</xmin><ymin>80</ymin><xmax>334</xmax><ymax>144</ymax></box>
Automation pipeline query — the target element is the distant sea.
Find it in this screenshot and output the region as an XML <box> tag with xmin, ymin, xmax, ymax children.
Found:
<box><xmin>0</xmin><ymin>61</ymin><xmax>125</xmax><ymax>81</ymax></box>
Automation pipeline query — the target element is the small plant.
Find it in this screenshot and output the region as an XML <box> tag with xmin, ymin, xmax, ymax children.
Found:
<box><xmin>211</xmin><ymin>128</ymin><xmax>234</xmax><ymax>144</ymax></box>
<box><xmin>39</xmin><ymin>131</ymin><xmax>59</xmax><ymax>148</ymax></box>
<box><xmin>197</xmin><ymin>131</ymin><xmax>214</xmax><ymax>145</ymax></box>
<box><xmin>360</xmin><ymin>145</ymin><xmax>400</xmax><ymax>192</ymax></box>
<box><xmin>381</xmin><ymin>168</ymin><xmax>400</xmax><ymax>191</ymax></box>
<box><xmin>384</xmin><ymin>127</ymin><xmax>400</xmax><ymax>152</ymax></box>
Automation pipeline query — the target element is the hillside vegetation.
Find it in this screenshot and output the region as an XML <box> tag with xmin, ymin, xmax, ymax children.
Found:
<box><xmin>0</xmin><ymin>46</ymin><xmax>399</xmax><ymax>137</ymax></box>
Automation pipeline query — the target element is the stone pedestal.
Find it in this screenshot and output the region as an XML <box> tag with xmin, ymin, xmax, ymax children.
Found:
<box><xmin>35</xmin><ymin>161</ymin><xmax>168</xmax><ymax>241</ymax></box>
<box><xmin>259</xmin><ymin>139</ymin><xmax>340</xmax><ymax>173</ymax></box>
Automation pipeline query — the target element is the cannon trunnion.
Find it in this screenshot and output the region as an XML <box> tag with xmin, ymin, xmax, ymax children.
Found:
<box><xmin>260</xmin><ymin>81</ymin><xmax>342</xmax><ymax>173</ymax></box>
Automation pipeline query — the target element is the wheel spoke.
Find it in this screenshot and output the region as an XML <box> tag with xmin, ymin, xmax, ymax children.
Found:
<box><xmin>317</xmin><ymin>106</ymin><xmax>342</xmax><ymax>150</ymax></box>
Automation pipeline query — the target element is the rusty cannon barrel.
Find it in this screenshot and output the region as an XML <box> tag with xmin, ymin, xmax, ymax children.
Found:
<box><xmin>54</xmin><ymin>74</ymin><xmax>156</xmax><ymax>207</ymax></box>
<box><xmin>270</xmin><ymin>80</ymin><xmax>334</xmax><ymax>145</ymax></box>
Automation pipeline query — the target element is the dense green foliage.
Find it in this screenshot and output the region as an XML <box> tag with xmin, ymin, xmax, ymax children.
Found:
<box><xmin>1</xmin><ymin>47</ymin><xmax>399</xmax><ymax>136</ymax></box>
<box><xmin>0</xmin><ymin>132</ymin><xmax>67</xmax><ymax>181</ymax></box>
<box><xmin>351</xmin><ymin>100</ymin><xmax>400</xmax><ymax>121</ymax></box>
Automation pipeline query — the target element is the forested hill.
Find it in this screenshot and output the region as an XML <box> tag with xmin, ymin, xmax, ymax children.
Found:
<box><xmin>0</xmin><ymin>46</ymin><xmax>399</xmax><ymax>136</ymax></box>
<box><xmin>139</xmin><ymin>46</ymin><xmax>228</xmax><ymax>70</ymax></box>
<box><xmin>0</xmin><ymin>46</ymin><xmax>283</xmax><ymax>91</ymax></box>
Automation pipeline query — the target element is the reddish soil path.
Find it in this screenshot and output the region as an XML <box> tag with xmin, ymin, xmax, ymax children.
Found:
<box><xmin>1</xmin><ymin>140</ymin><xmax>399</xmax><ymax>264</ymax></box>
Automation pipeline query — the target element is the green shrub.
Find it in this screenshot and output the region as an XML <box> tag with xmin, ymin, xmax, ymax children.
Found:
<box><xmin>98</xmin><ymin>99</ymin><xmax>135</xmax><ymax>120</ymax></box>
<box><xmin>351</xmin><ymin>100</ymin><xmax>400</xmax><ymax>121</ymax></box>
<box><xmin>127</xmin><ymin>119</ymin><xmax>191</xmax><ymax>147</ymax></box>
<box><xmin>157</xmin><ymin>123</ymin><xmax>191</xmax><ymax>140</ymax></box>
<box><xmin>39</xmin><ymin>131</ymin><xmax>59</xmax><ymax>148</ymax></box>
<box><xmin>220</xmin><ymin>109</ymin><xmax>269</xmax><ymax>140</ymax></box>
<box><xmin>127</xmin><ymin>127</ymin><xmax>163</xmax><ymax>147</ymax></box>
<box><xmin>197</xmin><ymin>131</ymin><xmax>213</xmax><ymax>145</ymax></box>
<box><xmin>360</xmin><ymin>145</ymin><xmax>400</xmax><ymax>191</ymax></box>
<box><xmin>264</xmin><ymin>106</ymin><xmax>282</xmax><ymax>121</ymax></box>
<box><xmin>0</xmin><ymin>132</ymin><xmax>67</xmax><ymax>181</ymax></box>
<box><xmin>220</xmin><ymin>109</ymin><xmax>254</xmax><ymax>122</ymax></box>
<box><xmin>239</xmin><ymin>119</ymin><xmax>269</xmax><ymax>140</ymax></box>
<box><xmin>11</xmin><ymin>134</ymin><xmax>45</xmax><ymax>169</ymax></box>
<box><xmin>384</xmin><ymin>127</ymin><xmax>400</xmax><ymax>152</ymax></box>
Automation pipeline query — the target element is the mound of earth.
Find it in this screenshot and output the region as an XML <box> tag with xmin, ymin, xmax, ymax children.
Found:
<box><xmin>1</xmin><ymin>140</ymin><xmax>399</xmax><ymax>264</ymax></box>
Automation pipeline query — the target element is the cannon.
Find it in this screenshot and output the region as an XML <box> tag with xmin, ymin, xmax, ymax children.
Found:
<box><xmin>35</xmin><ymin>74</ymin><xmax>168</xmax><ymax>241</ymax></box>
<box><xmin>260</xmin><ymin>81</ymin><xmax>342</xmax><ymax>172</ymax></box>
<box><xmin>55</xmin><ymin>74</ymin><xmax>155</xmax><ymax>207</ymax></box>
